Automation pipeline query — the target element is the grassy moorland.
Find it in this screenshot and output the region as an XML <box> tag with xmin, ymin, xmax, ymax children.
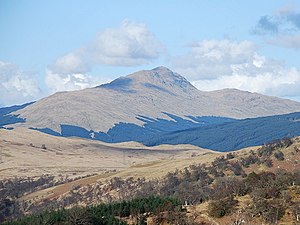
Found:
<box><xmin>1</xmin><ymin>134</ymin><xmax>300</xmax><ymax>224</ymax></box>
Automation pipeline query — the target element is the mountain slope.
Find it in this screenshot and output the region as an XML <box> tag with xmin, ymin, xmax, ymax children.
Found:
<box><xmin>10</xmin><ymin>67</ymin><xmax>300</xmax><ymax>134</ymax></box>
<box><xmin>0</xmin><ymin>102</ymin><xmax>33</xmax><ymax>128</ymax></box>
<box><xmin>145</xmin><ymin>111</ymin><xmax>300</xmax><ymax>151</ymax></box>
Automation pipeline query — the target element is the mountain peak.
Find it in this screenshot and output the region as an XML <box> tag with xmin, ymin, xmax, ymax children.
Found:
<box><xmin>151</xmin><ymin>66</ymin><xmax>173</xmax><ymax>73</ymax></box>
<box><xmin>128</xmin><ymin>66</ymin><xmax>196</xmax><ymax>92</ymax></box>
<box><xmin>129</xmin><ymin>66</ymin><xmax>177</xmax><ymax>79</ymax></box>
<box><xmin>99</xmin><ymin>66</ymin><xmax>196</xmax><ymax>93</ymax></box>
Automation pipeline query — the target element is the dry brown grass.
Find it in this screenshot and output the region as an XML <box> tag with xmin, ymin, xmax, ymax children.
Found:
<box><xmin>1</xmin><ymin>127</ymin><xmax>218</xmax><ymax>202</ymax></box>
<box><xmin>0</xmin><ymin>127</ymin><xmax>211</xmax><ymax>179</ymax></box>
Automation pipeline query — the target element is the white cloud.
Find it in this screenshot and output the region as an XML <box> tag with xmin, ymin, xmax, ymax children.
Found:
<box><xmin>192</xmin><ymin>68</ymin><xmax>300</xmax><ymax>97</ymax></box>
<box><xmin>0</xmin><ymin>61</ymin><xmax>42</xmax><ymax>106</ymax></box>
<box><xmin>252</xmin><ymin>53</ymin><xmax>266</xmax><ymax>68</ymax></box>
<box><xmin>46</xmin><ymin>20</ymin><xmax>163</xmax><ymax>94</ymax></box>
<box><xmin>45</xmin><ymin>69</ymin><xmax>110</xmax><ymax>93</ymax></box>
<box><xmin>51</xmin><ymin>20</ymin><xmax>163</xmax><ymax>75</ymax></box>
<box><xmin>173</xmin><ymin>39</ymin><xmax>300</xmax><ymax>99</ymax></box>
<box><xmin>173</xmin><ymin>40</ymin><xmax>265</xmax><ymax>80</ymax></box>
<box><xmin>52</xmin><ymin>49</ymin><xmax>89</xmax><ymax>74</ymax></box>
<box><xmin>90</xmin><ymin>19</ymin><xmax>163</xmax><ymax>66</ymax></box>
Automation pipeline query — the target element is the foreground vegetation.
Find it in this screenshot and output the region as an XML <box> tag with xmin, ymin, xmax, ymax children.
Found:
<box><xmin>1</xmin><ymin>138</ymin><xmax>300</xmax><ymax>224</ymax></box>
<box><xmin>2</xmin><ymin>196</ymin><xmax>182</xmax><ymax>225</ymax></box>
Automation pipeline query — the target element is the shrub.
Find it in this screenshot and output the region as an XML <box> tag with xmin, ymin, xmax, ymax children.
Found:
<box><xmin>226</xmin><ymin>153</ymin><xmax>235</xmax><ymax>159</ymax></box>
<box><xmin>274</xmin><ymin>151</ymin><xmax>285</xmax><ymax>161</ymax></box>
<box><xmin>248</xmin><ymin>199</ymin><xmax>286</xmax><ymax>224</ymax></box>
<box><xmin>208</xmin><ymin>196</ymin><xmax>237</xmax><ymax>218</ymax></box>
<box><xmin>263</xmin><ymin>158</ymin><xmax>273</xmax><ymax>168</ymax></box>
<box><xmin>240</xmin><ymin>154</ymin><xmax>259</xmax><ymax>168</ymax></box>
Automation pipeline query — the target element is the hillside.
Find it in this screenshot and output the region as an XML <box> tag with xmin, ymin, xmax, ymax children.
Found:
<box><xmin>1</xmin><ymin>134</ymin><xmax>300</xmax><ymax>224</ymax></box>
<box><xmin>0</xmin><ymin>128</ymin><xmax>209</xmax><ymax>179</ymax></box>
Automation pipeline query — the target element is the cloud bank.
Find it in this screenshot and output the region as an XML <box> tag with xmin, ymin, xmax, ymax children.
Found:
<box><xmin>45</xmin><ymin>70</ymin><xmax>110</xmax><ymax>93</ymax></box>
<box><xmin>173</xmin><ymin>39</ymin><xmax>300</xmax><ymax>99</ymax></box>
<box><xmin>0</xmin><ymin>61</ymin><xmax>42</xmax><ymax>106</ymax></box>
<box><xmin>50</xmin><ymin>20</ymin><xmax>163</xmax><ymax>74</ymax></box>
<box><xmin>46</xmin><ymin>20</ymin><xmax>163</xmax><ymax>93</ymax></box>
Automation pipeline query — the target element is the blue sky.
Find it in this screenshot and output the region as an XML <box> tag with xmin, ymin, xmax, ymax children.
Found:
<box><xmin>1</xmin><ymin>0</ymin><xmax>300</xmax><ymax>106</ymax></box>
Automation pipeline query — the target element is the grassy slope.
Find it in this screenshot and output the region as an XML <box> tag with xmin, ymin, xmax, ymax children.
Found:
<box><xmin>20</xmin><ymin>137</ymin><xmax>300</xmax><ymax>225</ymax></box>
<box><xmin>2</xmin><ymin>128</ymin><xmax>300</xmax><ymax>224</ymax></box>
<box><xmin>0</xmin><ymin>127</ymin><xmax>209</xmax><ymax>179</ymax></box>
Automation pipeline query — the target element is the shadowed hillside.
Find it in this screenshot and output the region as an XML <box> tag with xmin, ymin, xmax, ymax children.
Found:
<box><xmin>31</xmin><ymin>111</ymin><xmax>300</xmax><ymax>152</ymax></box>
<box><xmin>146</xmin><ymin>112</ymin><xmax>300</xmax><ymax>151</ymax></box>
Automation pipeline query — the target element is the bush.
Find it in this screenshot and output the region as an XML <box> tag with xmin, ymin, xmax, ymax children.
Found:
<box><xmin>248</xmin><ymin>199</ymin><xmax>286</xmax><ymax>224</ymax></box>
<box><xmin>263</xmin><ymin>158</ymin><xmax>273</xmax><ymax>168</ymax></box>
<box><xmin>208</xmin><ymin>196</ymin><xmax>237</xmax><ymax>218</ymax></box>
<box><xmin>258</xmin><ymin>138</ymin><xmax>292</xmax><ymax>157</ymax></box>
<box><xmin>226</xmin><ymin>153</ymin><xmax>235</xmax><ymax>159</ymax></box>
<box><xmin>229</xmin><ymin>161</ymin><xmax>245</xmax><ymax>176</ymax></box>
<box><xmin>274</xmin><ymin>151</ymin><xmax>285</xmax><ymax>161</ymax></box>
<box><xmin>250</xmin><ymin>187</ymin><xmax>280</xmax><ymax>200</ymax></box>
<box><xmin>240</xmin><ymin>154</ymin><xmax>259</xmax><ymax>167</ymax></box>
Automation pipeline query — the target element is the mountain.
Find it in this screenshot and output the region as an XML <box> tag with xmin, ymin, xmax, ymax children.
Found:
<box><xmin>2</xmin><ymin>66</ymin><xmax>300</xmax><ymax>149</ymax></box>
